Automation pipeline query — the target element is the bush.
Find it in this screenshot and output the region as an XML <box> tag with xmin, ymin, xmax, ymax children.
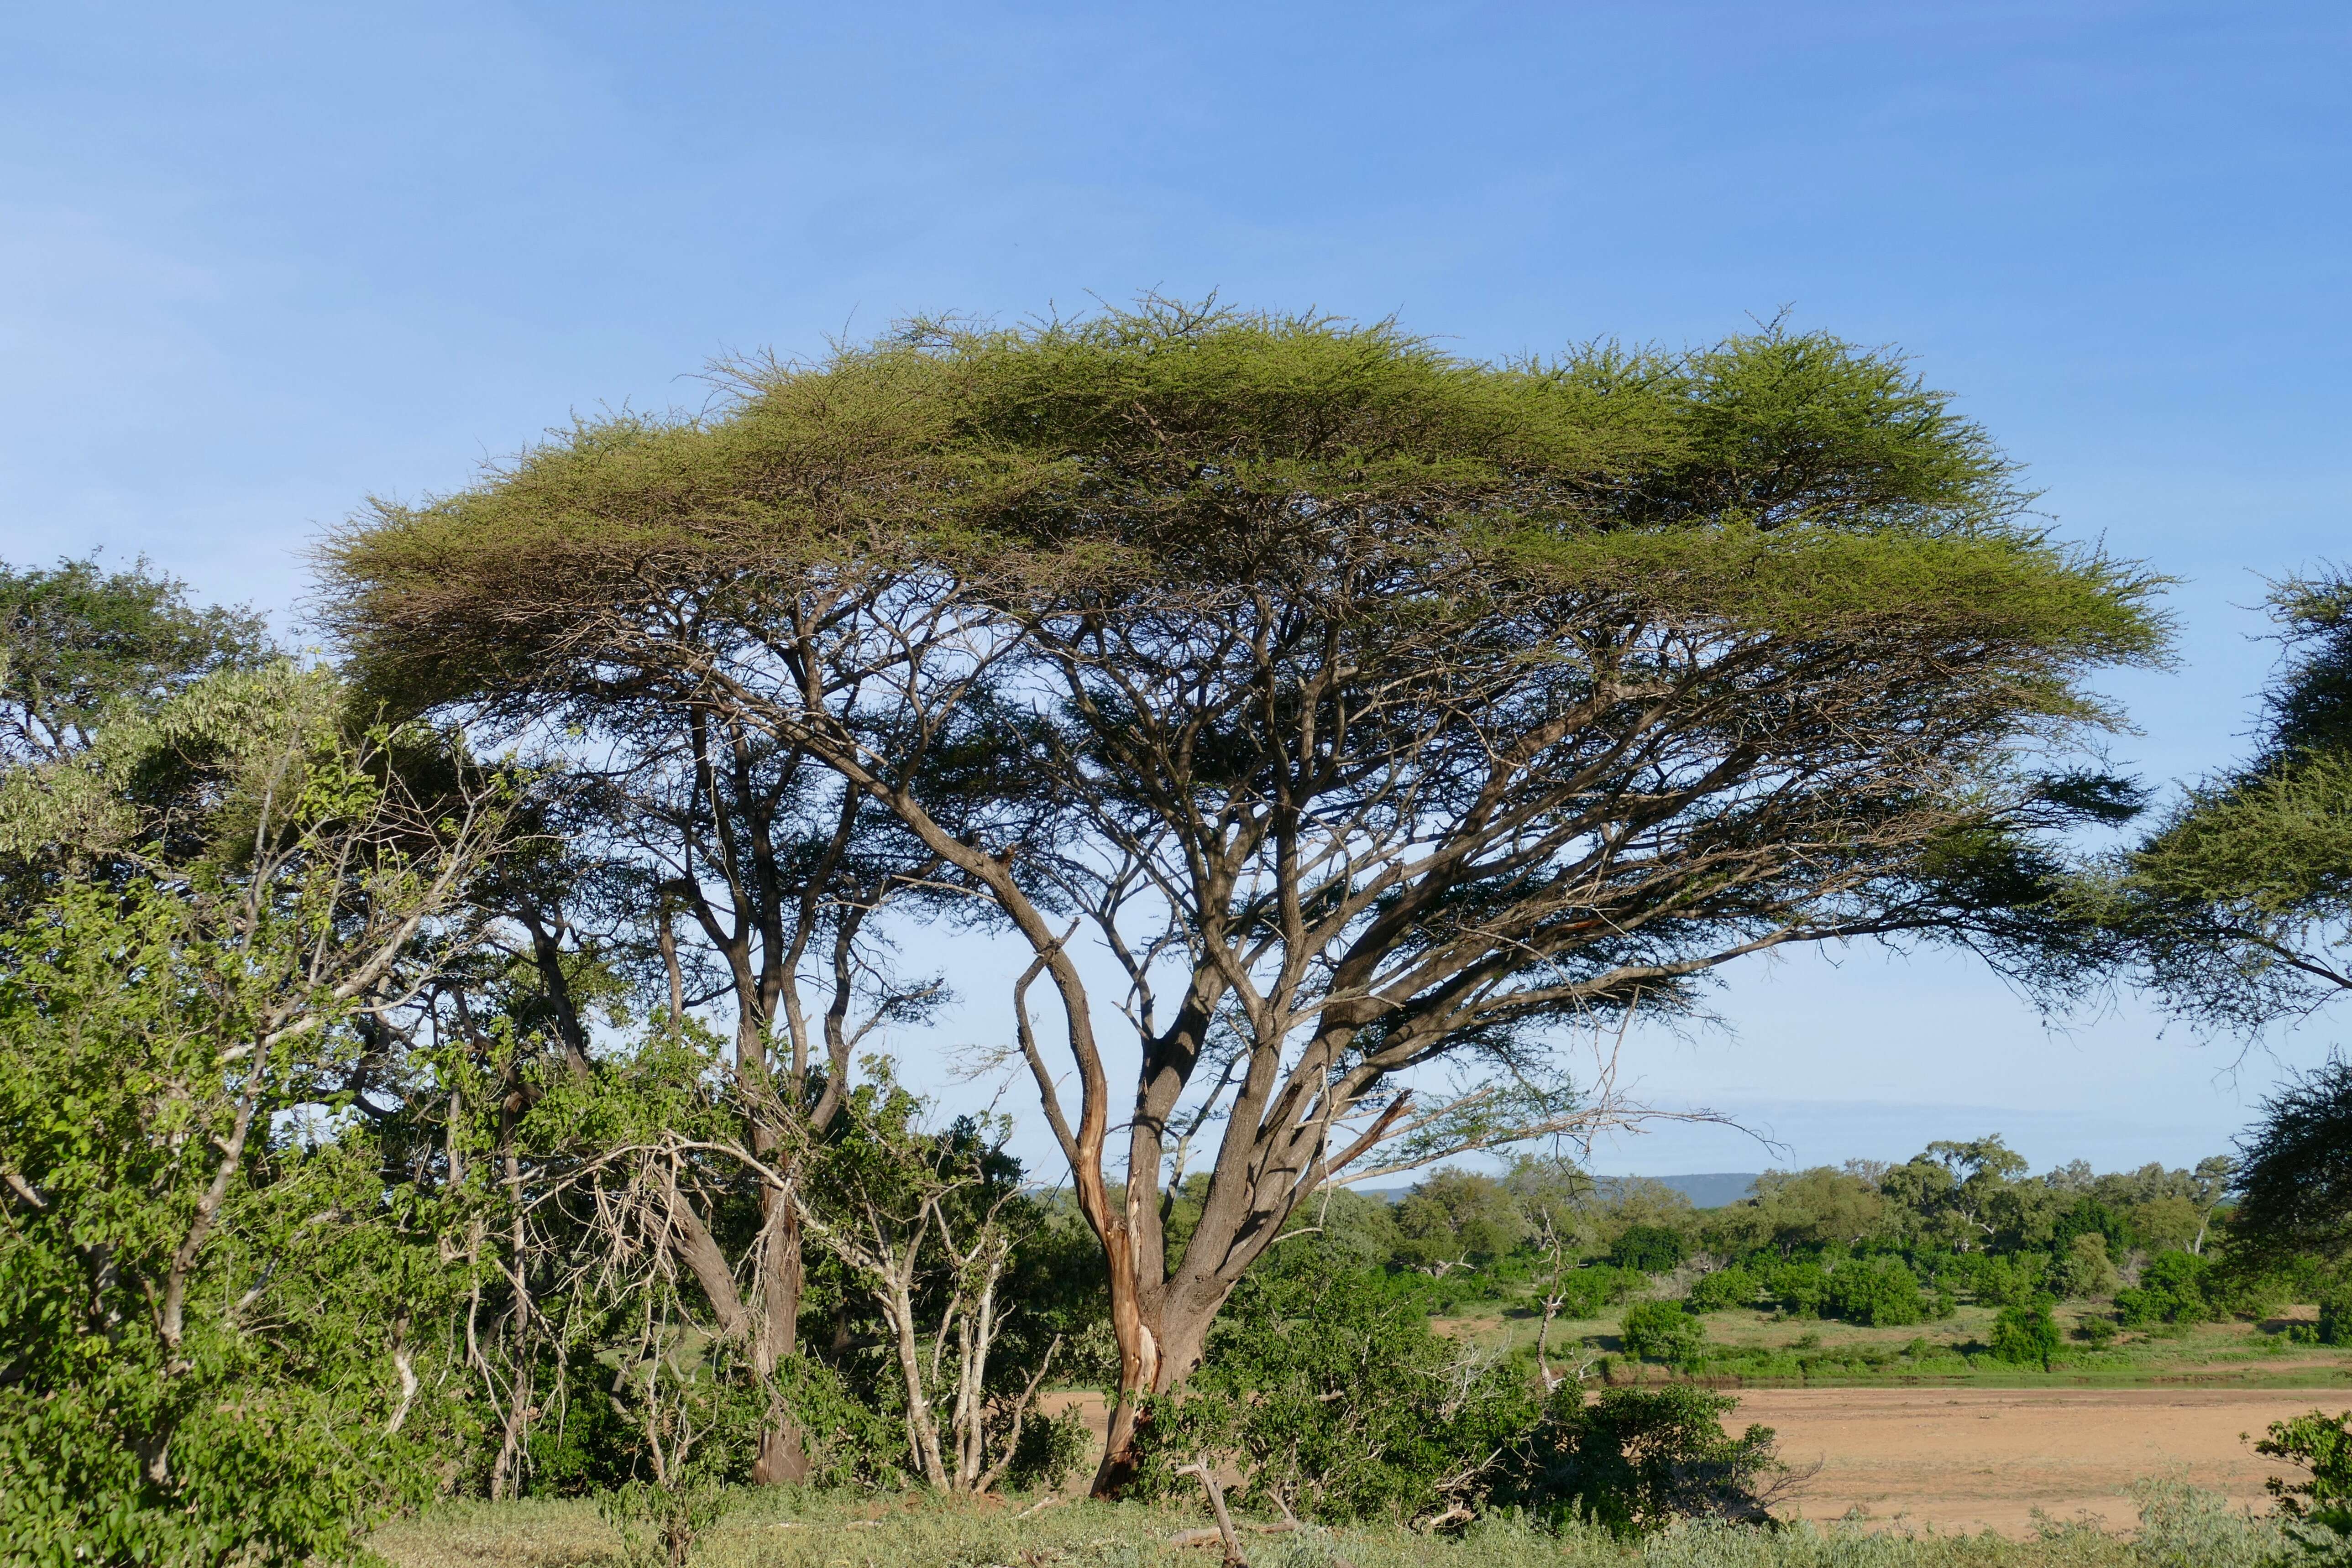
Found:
<box><xmin>2054</xmin><ymin>1232</ymin><xmax>2121</xmax><ymax>1300</ymax></box>
<box><xmin>1620</xmin><ymin>1300</ymin><xmax>1706</xmax><ymax>1363</ymax></box>
<box><xmin>1683</xmin><ymin>1265</ymin><xmax>1757</xmax><ymax>1314</ymax></box>
<box><xmin>1824</xmin><ymin>1257</ymin><xmax>1925</xmax><ymax>1327</ymax></box>
<box><xmin>1004</xmin><ymin>1406</ymin><xmax>1091</xmax><ymax>1493</ymax></box>
<box><xmin>1988</xmin><ymin>1293</ymin><xmax>2061</xmax><ymax>1369</ymax></box>
<box><xmin>2117</xmin><ymin>1249</ymin><xmax>2213</xmax><ymax>1328</ymax></box>
<box><xmin>1132</xmin><ymin>1259</ymin><xmax>1539</xmax><ymax>1523</ymax></box>
<box><xmin>2075</xmin><ymin>1315</ymin><xmax>2119</xmax><ymax>1347</ymax></box>
<box><xmin>1973</xmin><ymin>1252</ymin><xmax>2048</xmax><ymax>1307</ymax></box>
<box><xmin>1547</xmin><ymin>1264</ymin><xmax>1644</xmax><ymax>1320</ymax></box>
<box><xmin>2253</xmin><ymin>1408</ymin><xmax>2352</xmax><ymax>1537</ymax></box>
<box><xmin>1760</xmin><ymin>1259</ymin><xmax>1829</xmax><ymax>1317</ymax></box>
<box><xmin>1491</xmin><ymin>1383</ymin><xmax>1781</xmax><ymax>1537</ymax></box>
<box><xmin>2321</xmin><ymin>1289</ymin><xmax>2352</xmax><ymax>1348</ymax></box>
<box><xmin>1610</xmin><ymin>1225</ymin><xmax>1687</xmax><ymax>1274</ymax></box>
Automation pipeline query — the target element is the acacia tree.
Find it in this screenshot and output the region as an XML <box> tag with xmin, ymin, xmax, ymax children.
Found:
<box><xmin>2082</xmin><ymin>570</ymin><xmax>2352</xmax><ymax>1031</ymax></box>
<box><xmin>322</xmin><ymin>303</ymin><xmax>2166</xmax><ymax>1491</ymax></box>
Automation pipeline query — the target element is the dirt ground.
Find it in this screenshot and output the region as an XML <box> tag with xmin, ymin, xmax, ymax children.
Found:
<box><xmin>1040</xmin><ymin>1386</ymin><xmax>2351</xmax><ymax>1536</ymax></box>
<box><xmin>1741</xmin><ymin>1386</ymin><xmax>2345</xmax><ymax>1534</ymax></box>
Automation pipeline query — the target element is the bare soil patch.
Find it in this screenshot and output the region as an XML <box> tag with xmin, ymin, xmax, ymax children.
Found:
<box><xmin>1740</xmin><ymin>1385</ymin><xmax>2347</xmax><ymax>1534</ymax></box>
<box><xmin>1046</xmin><ymin>1385</ymin><xmax>2349</xmax><ymax>1537</ymax></box>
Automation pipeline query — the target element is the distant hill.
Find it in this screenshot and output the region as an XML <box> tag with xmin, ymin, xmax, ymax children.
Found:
<box><xmin>1608</xmin><ymin>1172</ymin><xmax>1760</xmax><ymax>1209</ymax></box>
<box><xmin>1354</xmin><ymin>1172</ymin><xmax>1761</xmax><ymax>1208</ymax></box>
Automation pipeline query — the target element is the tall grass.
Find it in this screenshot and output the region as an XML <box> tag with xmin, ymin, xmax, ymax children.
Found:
<box><xmin>366</xmin><ymin>1481</ymin><xmax>2285</xmax><ymax>1568</ymax></box>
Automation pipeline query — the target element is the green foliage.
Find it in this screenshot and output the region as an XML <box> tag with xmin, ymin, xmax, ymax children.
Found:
<box><xmin>2116</xmin><ymin>1250</ymin><xmax>2213</xmax><ymax>1328</ymax></box>
<box><xmin>1824</xmin><ymin>1257</ymin><xmax>1927</xmax><ymax>1327</ymax></box>
<box><xmin>2053</xmin><ymin>1233</ymin><xmax>2122</xmax><ymax>1300</ymax></box>
<box><xmin>1133</xmin><ymin>1249</ymin><xmax>1539</xmax><ymax>1524</ymax></box>
<box><xmin>1619</xmin><ymin>1300</ymin><xmax>1707</xmax><ymax>1363</ymax></box>
<box><xmin>2082</xmin><ymin>571</ymin><xmax>2352</xmax><ymax>1036</ymax></box>
<box><xmin>599</xmin><ymin>1463</ymin><xmax>736</xmax><ymax>1568</ymax></box>
<box><xmin>1003</xmin><ymin>1406</ymin><xmax>1091</xmax><ymax>1494</ymax></box>
<box><xmin>2232</xmin><ymin>1055</ymin><xmax>2352</xmax><ymax>1263</ymax></box>
<box><xmin>1704</xmin><ymin>1166</ymin><xmax>1886</xmax><ymax>1257</ymax></box>
<box><xmin>1491</xmin><ymin>1383</ymin><xmax>1781</xmax><ymax>1538</ymax></box>
<box><xmin>1988</xmin><ymin>1295</ymin><xmax>2062</xmax><ymax>1369</ymax></box>
<box><xmin>2320</xmin><ymin>1289</ymin><xmax>2352</xmax><ymax>1348</ymax></box>
<box><xmin>1610</xmin><ymin>1226</ymin><xmax>1688</xmax><ymax>1274</ymax></box>
<box><xmin>1550</xmin><ymin>1264</ymin><xmax>1647</xmax><ymax>1320</ymax></box>
<box><xmin>1761</xmin><ymin>1259</ymin><xmax>1831</xmax><ymax>1317</ymax></box>
<box><xmin>1684</xmin><ymin>1265</ymin><xmax>1759</xmax><ymax>1314</ymax></box>
<box><xmin>1393</xmin><ymin>1168</ymin><xmax>1531</xmax><ymax>1273</ymax></box>
<box><xmin>1967</xmin><ymin>1252</ymin><xmax>2051</xmax><ymax>1308</ymax></box>
<box><xmin>0</xmin><ymin>875</ymin><xmax>469</xmax><ymax>1560</ymax></box>
<box><xmin>0</xmin><ymin>553</ymin><xmax>271</xmax><ymax>765</ymax></box>
<box><xmin>2254</xmin><ymin>1408</ymin><xmax>2352</xmax><ymax>1542</ymax></box>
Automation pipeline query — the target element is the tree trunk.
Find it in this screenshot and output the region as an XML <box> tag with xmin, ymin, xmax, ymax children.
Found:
<box><xmin>749</xmin><ymin>1186</ymin><xmax>811</xmax><ymax>1484</ymax></box>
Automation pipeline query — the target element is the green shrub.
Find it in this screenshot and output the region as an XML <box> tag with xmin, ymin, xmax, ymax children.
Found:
<box><xmin>1760</xmin><ymin>1259</ymin><xmax>1828</xmax><ymax>1317</ymax></box>
<box><xmin>2054</xmin><ymin>1233</ymin><xmax>2122</xmax><ymax>1300</ymax></box>
<box><xmin>2254</xmin><ymin>1411</ymin><xmax>2352</xmax><ymax>1565</ymax></box>
<box><xmin>1823</xmin><ymin>1257</ymin><xmax>1925</xmax><ymax>1327</ymax></box>
<box><xmin>1683</xmin><ymin>1265</ymin><xmax>1757</xmax><ymax>1314</ymax></box>
<box><xmin>1620</xmin><ymin>1300</ymin><xmax>1706</xmax><ymax>1363</ymax></box>
<box><xmin>2321</xmin><ymin>1289</ymin><xmax>2352</xmax><ymax>1348</ymax></box>
<box><xmin>1973</xmin><ymin>1252</ymin><xmax>2049</xmax><ymax>1307</ymax></box>
<box><xmin>1549</xmin><ymin>1264</ymin><xmax>1644</xmax><ymax>1320</ymax></box>
<box><xmin>1490</xmin><ymin>1383</ymin><xmax>1780</xmax><ymax>1537</ymax></box>
<box><xmin>2117</xmin><ymin>1249</ymin><xmax>2214</xmax><ymax>1328</ymax></box>
<box><xmin>1004</xmin><ymin>1406</ymin><xmax>1090</xmax><ymax>1493</ymax></box>
<box><xmin>1988</xmin><ymin>1293</ymin><xmax>2061</xmax><ymax>1369</ymax></box>
<box><xmin>1132</xmin><ymin>1256</ymin><xmax>1539</xmax><ymax>1523</ymax></box>
<box><xmin>2075</xmin><ymin>1315</ymin><xmax>2118</xmax><ymax>1347</ymax></box>
<box><xmin>1610</xmin><ymin>1226</ymin><xmax>1688</xmax><ymax>1274</ymax></box>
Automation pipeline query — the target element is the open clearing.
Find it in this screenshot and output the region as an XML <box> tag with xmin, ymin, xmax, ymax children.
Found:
<box><xmin>1040</xmin><ymin>1384</ymin><xmax>2347</xmax><ymax>1537</ymax></box>
<box><xmin>1692</xmin><ymin>1386</ymin><xmax>2342</xmax><ymax>1533</ymax></box>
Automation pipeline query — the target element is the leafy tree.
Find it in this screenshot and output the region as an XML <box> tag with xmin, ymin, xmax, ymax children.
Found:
<box><xmin>1988</xmin><ymin>1294</ymin><xmax>2062</xmax><ymax>1369</ymax></box>
<box><xmin>2054</xmin><ymin>1232</ymin><xmax>2122</xmax><ymax>1300</ymax></box>
<box><xmin>2321</xmin><ymin>1288</ymin><xmax>2352</xmax><ymax>1348</ymax></box>
<box><xmin>0</xmin><ymin>667</ymin><xmax>507</xmax><ymax>1563</ymax></box>
<box><xmin>1619</xmin><ymin>1299</ymin><xmax>1705</xmax><ymax>1362</ymax></box>
<box><xmin>2254</xmin><ymin>1410</ymin><xmax>2352</xmax><ymax>1530</ymax></box>
<box><xmin>1684</xmin><ymin>1264</ymin><xmax>1758</xmax><ymax>1313</ymax></box>
<box><xmin>1610</xmin><ymin>1224</ymin><xmax>1688</xmax><ymax>1274</ymax></box>
<box><xmin>1824</xmin><ymin>1256</ymin><xmax>1927</xmax><ymax>1326</ymax></box>
<box><xmin>0</xmin><ymin>553</ymin><xmax>269</xmax><ymax>765</ymax></box>
<box><xmin>322</xmin><ymin>302</ymin><xmax>2167</xmax><ymax>1490</ymax></box>
<box><xmin>1390</xmin><ymin>1167</ymin><xmax>1530</xmax><ymax>1275</ymax></box>
<box><xmin>795</xmin><ymin>1064</ymin><xmax>1068</xmax><ymax>1492</ymax></box>
<box><xmin>1709</xmin><ymin>1166</ymin><xmax>1889</xmax><ymax>1255</ymax></box>
<box><xmin>1761</xmin><ymin>1259</ymin><xmax>1831</xmax><ymax>1317</ymax></box>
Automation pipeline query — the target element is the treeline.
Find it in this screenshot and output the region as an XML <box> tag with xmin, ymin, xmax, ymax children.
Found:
<box><xmin>4</xmin><ymin>303</ymin><xmax>2351</xmax><ymax>1566</ymax></box>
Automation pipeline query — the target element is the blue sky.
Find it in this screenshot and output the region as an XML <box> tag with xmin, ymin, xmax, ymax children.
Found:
<box><xmin>5</xmin><ymin>1</ymin><xmax>2347</xmax><ymax>1177</ymax></box>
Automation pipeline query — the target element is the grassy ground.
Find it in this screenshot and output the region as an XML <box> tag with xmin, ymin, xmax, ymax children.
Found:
<box><xmin>365</xmin><ymin>1482</ymin><xmax>2293</xmax><ymax>1568</ymax></box>
<box><xmin>1436</xmin><ymin>1298</ymin><xmax>2352</xmax><ymax>1388</ymax></box>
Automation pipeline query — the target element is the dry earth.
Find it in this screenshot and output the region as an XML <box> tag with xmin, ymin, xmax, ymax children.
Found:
<box><xmin>1041</xmin><ymin>1386</ymin><xmax>2352</xmax><ymax>1537</ymax></box>
<box><xmin>1741</xmin><ymin>1386</ymin><xmax>2346</xmax><ymax>1534</ymax></box>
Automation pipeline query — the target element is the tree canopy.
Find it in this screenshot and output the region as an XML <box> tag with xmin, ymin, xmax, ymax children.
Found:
<box><xmin>320</xmin><ymin>301</ymin><xmax>2169</xmax><ymax>1490</ymax></box>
